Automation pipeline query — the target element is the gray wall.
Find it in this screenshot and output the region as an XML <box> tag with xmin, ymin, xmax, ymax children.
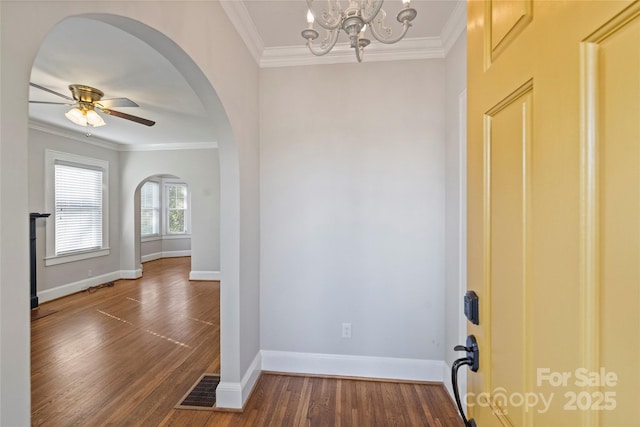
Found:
<box><xmin>259</xmin><ymin>59</ymin><xmax>447</xmax><ymax>365</ymax></box>
<box><xmin>28</xmin><ymin>127</ymin><xmax>121</xmax><ymax>295</ymax></box>
<box><xmin>27</xmin><ymin>126</ymin><xmax>218</xmax><ymax>298</ymax></box>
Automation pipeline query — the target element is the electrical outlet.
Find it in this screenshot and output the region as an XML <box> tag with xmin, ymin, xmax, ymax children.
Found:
<box><xmin>341</xmin><ymin>322</ymin><xmax>352</xmax><ymax>339</ymax></box>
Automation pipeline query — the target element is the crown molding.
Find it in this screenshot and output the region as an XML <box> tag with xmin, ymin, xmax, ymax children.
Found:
<box><xmin>439</xmin><ymin>0</ymin><xmax>467</xmax><ymax>56</ymax></box>
<box><xmin>29</xmin><ymin>120</ymin><xmax>217</xmax><ymax>152</ymax></box>
<box><xmin>118</xmin><ymin>141</ymin><xmax>218</xmax><ymax>152</ymax></box>
<box><xmin>29</xmin><ymin>119</ymin><xmax>122</xmax><ymax>150</ymax></box>
<box><xmin>223</xmin><ymin>1</ymin><xmax>467</xmax><ymax>68</ymax></box>
<box><xmin>260</xmin><ymin>36</ymin><xmax>445</xmax><ymax>68</ymax></box>
<box><xmin>220</xmin><ymin>0</ymin><xmax>264</xmax><ymax>65</ymax></box>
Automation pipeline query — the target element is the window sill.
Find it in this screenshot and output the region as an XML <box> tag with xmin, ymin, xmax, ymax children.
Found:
<box><xmin>45</xmin><ymin>248</ymin><xmax>110</xmax><ymax>267</ymax></box>
<box><xmin>163</xmin><ymin>234</ymin><xmax>191</xmax><ymax>240</ymax></box>
<box><xmin>141</xmin><ymin>234</ymin><xmax>190</xmax><ymax>243</ymax></box>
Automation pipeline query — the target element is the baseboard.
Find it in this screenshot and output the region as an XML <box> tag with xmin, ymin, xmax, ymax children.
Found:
<box><xmin>38</xmin><ymin>271</ymin><xmax>122</xmax><ymax>303</ymax></box>
<box><xmin>120</xmin><ymin>269</ymin><xmax>143</xmax><ymax>279</ymax></box>
<box><xmin>216</xmin><ymin>351</ymin><xmax>262</xmax><ymax>409</ymax></box>
<box><xmin>261</xmin><ymin>350</ymin><xmax>445</xmax><ymax>383</ymax></box>
<box><xmin>215</xmin><ymin>382</ymin><xmax>242</xmax><ymax>409</ymax></box>
<box><xmin>141</xmin><ymin>252</ymin><xmax>162</xmax><ymax>263</ymax></box>
<box><xmin>36</xmin><ymin>258</ymin><xmax>203</xmax><ymax>304</ymax></box>
<box><xmin>141</xmin><ymin>250</ymin><xmax>191</xmax><ymax>263</ymax></box>
<box><xmin>189</xmin><ymin>271</ymin><xmax>221</xmax><ymax>281</ymax></box>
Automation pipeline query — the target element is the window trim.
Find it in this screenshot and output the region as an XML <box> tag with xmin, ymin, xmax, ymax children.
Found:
<box><xmin>44</xmin><ymin>150</ymin><xmax>110</xmax><ymax>266</ymax></box>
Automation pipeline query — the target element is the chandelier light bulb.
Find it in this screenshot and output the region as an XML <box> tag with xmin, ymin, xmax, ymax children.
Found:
<box><xmin>85</xmin><ymin>109</ymin><xmax>106</xmax><ymax>127</ymax></box>
<box><xmin>306</xmin><ymin>9</ymin><xmax>314</xmax><ymax>27</ymax></box>
<box><xmin>65</xmin><ymin>106</ymin><xmax>106</xmax><ymax>128</ymax></box>
<box><xmin>65</xmin><ymin>107</ymin><xmax>87</xmax><ymax>126</ymax></box>
<box><xmin>402</xmin><ymin>0</ymin><xmax>411</xmax><ymax>5</ymax></box>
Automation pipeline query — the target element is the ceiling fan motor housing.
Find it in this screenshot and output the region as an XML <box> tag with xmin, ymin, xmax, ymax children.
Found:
<box><xmin>69</xmin><ymin>84</ymin><xmax>104</xmax><ymax>104</ymax></box>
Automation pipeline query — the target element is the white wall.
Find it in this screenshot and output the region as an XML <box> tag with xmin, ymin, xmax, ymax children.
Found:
<box><xmin>0</xmin><ymin>1</ymin><xmax>260</xmax><ymax>422</ymax></box>
<box><xmin>260</xmin><ymin>60</ymin><xmax>447</xmax><ymax>377</ymax></box>
<box><xmin>28</xmin><ymin>127</ymin><xmax>122</xmax><ymax>298</ymax></box>
<box><xmin>444</xmin><ymin>31</ymin><xmax>467</xmax><ymax>396</ymax></box>
<box><xmin>141</xmin><ymin>238</ymin><xmax>163</xmax><ymax>260</ymax></box>
<box><xmin>141</xmin><ymin>237</ymin><xmax>191</xmax><ymax>262</ymax></box>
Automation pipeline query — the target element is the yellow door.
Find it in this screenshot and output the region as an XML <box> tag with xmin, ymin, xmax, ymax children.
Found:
<box><xmin>466</xmin><ymin>1</ymin><xmax>640</xmax><ymax>426</ymax></box>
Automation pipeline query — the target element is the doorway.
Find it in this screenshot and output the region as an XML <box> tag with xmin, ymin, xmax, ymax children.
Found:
<box><xmin>25</xmin><ymin>10</ymin><xmax>240</xmax><ymax>420</ymax></box>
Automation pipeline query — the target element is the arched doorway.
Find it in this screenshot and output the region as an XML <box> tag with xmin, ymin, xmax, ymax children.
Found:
<box><xmin>137</xmin><ymin>175</ymin><xmax>194</xmax><ymax>268</ymax></box>
<box><xmin>16</xmin><ymin>8</ymin><xmax>247</xmax><ymax>422</ymax></box>
<box><xmin>134</xmin><ymin>172</ymin><xmax>220</xmax><ymax>279</ymax></box>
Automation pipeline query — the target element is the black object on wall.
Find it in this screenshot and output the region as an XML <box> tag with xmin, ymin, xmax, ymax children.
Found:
<box><xmin>30</xmin><ymin>213</ymin><xmax>50</xmax><ymax>309</ymax></box>
<box><xmin>464</xmin><ymin>290</ymin><xmax>479</xmax><ymax>325</ymax></box>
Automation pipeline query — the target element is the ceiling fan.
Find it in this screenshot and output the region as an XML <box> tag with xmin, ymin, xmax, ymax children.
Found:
<box><xmin>29</xmin><ymin>82</ymin><xmax>155</xmax><ymax>128</ymax></box>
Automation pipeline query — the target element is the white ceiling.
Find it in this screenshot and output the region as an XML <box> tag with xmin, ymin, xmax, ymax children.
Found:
<box><xmin>28</xmin><ymin>0</ymin><xmax>463</xmax><ymax>147</ymax></box>
<box><xmin>244</xmin><ymin>0</ymin><xmax>460</xmax><ymax>46</ymax></box>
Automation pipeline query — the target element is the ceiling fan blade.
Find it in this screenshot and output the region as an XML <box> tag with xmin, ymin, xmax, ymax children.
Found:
<box><xmin>98</xmin><ymin>98</ymin><xmax>139</xmax><ymax>108</ymax></box>
<box><xmin>29</xmin><ymin>82</ymin><xmax>74</xmax><ymax>101</ymax></box>
<box><xmin>29</xmin><ymin>100</ymin><xmax>74</xmax><ymax>106</ymax></box>
<box><xmin>100</xmin><ymin>108</ymin><xmax>155</xmax><ymax>127</ymax></box>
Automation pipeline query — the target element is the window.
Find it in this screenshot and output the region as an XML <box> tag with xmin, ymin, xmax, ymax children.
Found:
<box><xmin>54</xmin><ymin>164</ymin><xmax>103</xmax><ymax>254</ymax></box>
<box><xmin>45</xmin><ymin>150</ymin><xmax>109</xmax><ymax>266</ymax></box>
<box><xmin>140</xmin><ymin>181</ymin><xmax>160</xmax><ymax>236</ymax></box>
<box><xmin>165</xmin><ymin>183</ymin><xmax>188</xmax><ymax>234</ymax></box>
<box><xmin>140</xmin><ymin>177</ymin><xmax>190</xmax><ymax>241</ymax></box>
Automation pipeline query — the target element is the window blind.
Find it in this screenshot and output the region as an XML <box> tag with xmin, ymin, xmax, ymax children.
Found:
<box><xmin>141</xmin><ymin>181</ymin><xmax>160</xmax><ymax>236</ymax></box>
<box><xmin>54</xmin><ymin>163</ymin><xmax>103</xmax><ymax>254</ymax></box>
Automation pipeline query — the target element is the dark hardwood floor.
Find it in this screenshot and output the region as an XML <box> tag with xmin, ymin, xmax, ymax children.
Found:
<box><xmin>32</xmin><ymin>257</ymin><xmax>463</xmax><ymax>426</ymax></box>
<box><xmin>160</xmin><ymin>373</ymin><xmax>464</xmax><ymax>427</ymax></box>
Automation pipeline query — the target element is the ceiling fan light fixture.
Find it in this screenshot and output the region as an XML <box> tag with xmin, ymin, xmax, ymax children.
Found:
<box><xmin>65</xmin><ymin>106</ymin><xmax>106</xmax><ymax>128</ymax></box>
<box><xmin>65</xmin><ymin>107</ymin><xmax>87</xmax><ymax>126</ymax></box>
<box><xmin>86</xmin><ymin>109</ymin><xmax>106</xmax><ymax>127</ymax></box>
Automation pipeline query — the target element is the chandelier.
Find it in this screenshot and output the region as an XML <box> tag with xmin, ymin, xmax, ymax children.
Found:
<box><xmin>301</xmin><ymin>0</ymin><xmax>417</xmax><ymax>62</ymax></box>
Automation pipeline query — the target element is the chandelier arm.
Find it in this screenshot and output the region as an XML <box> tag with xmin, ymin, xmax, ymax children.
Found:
<box><xmin>360</xmin><ymin>0</ymin><xmax>385</xmax><ymax>23</ymax></box>
<box><xmin>306</xmin><ymin>28</ymin><xmax>340</xmax><ymax>56</ymax></box>
<box><xmin>368</xmin><ymin>19</ymin><xmax>412</xmax><ymax>44</ymax></box>
<box><xmin>306</xmin><ymin>0</ymin><xmax>342</xmax><ymax>31</ymax></box>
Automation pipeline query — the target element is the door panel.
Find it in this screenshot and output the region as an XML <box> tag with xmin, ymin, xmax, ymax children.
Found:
<box><xmin>467</xmin><ymin>1</ymin><xmax>638</xmax><ymax>426</ymax></box>
<box><xmin>485</xmin><ymin>85</ymin><xmax>532</xmax><ymax>425</ymax></box>
<box><xmin>587</xmin><ymin>7</ymin><xmax>640</xmax><ymax>424</ymax></box>
<box><xmin>487</xmin><ymin>0</ymin><xmax>533</xmax><ymax>62</ymax></box>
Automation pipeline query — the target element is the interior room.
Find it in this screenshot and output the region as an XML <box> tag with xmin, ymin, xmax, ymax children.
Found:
<box><xmin>5</xmin><ymin>0</ymin><xmax>468</xmax><ymax>423</ymax></box>
<box><xmin>4</xmin><ymin>0</ymin><xmax>636</xmax><ymax>425</ymax></box>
